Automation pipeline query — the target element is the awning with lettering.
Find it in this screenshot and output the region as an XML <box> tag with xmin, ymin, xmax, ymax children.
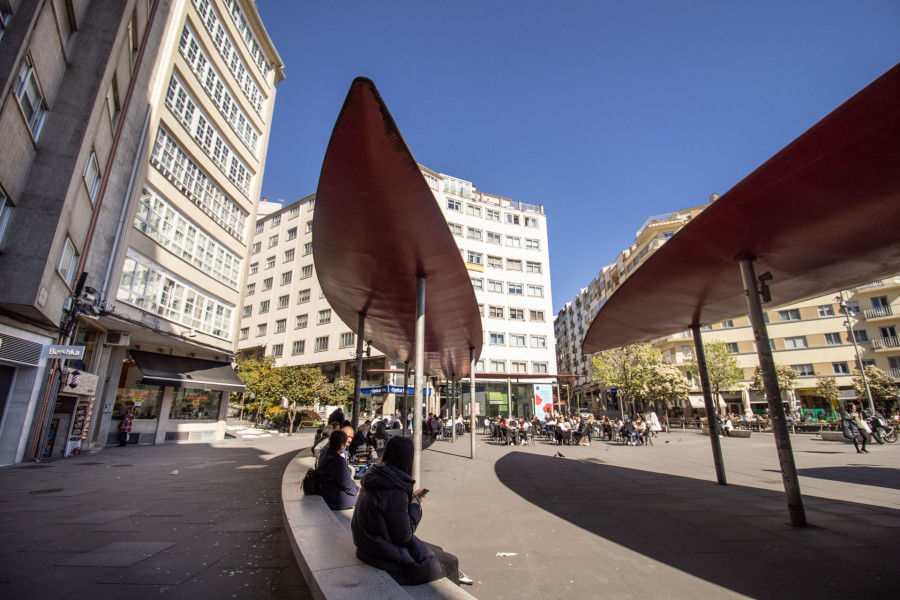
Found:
<box><xmin>130</xmin><ymin>350</ymin><xmax>244</xmax><ymax>392</ymax></box>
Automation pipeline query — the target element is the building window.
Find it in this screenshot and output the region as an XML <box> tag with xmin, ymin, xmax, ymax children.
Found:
<box><xmin>784</xmin><ymin>336</ymin><xmax>808</xmax><ymax>349</ymax></box>
<box><xmin>509</xmin><ymin>308</ymin><xmax>524</xmax><ymax>321</ymax></box>
<box><xmin>449</xmin><ymin>223</ymin><xmax>462</xmax><ymax>237</ymax></box>
<box><xmin>257</xmin><ymin>323</ymin><xmax>267</xmax><ymax>336</ymax></box>
<box><xmin>292</xmin><ymin>340</ymin><xmax>305</xmax><ymax>355</ymax></box>
<box><xmin>724</xmin><ymin>342</ymin><xmax>739</xmax><ymax>354</ymax></box>
<box><xmin>271</xmin><ymin>214</ymin><xmax>281</xmax><ymax>226</ymax></box>
<box><xmin>252</xmin><ymin>242</ymin><xmax>261</xmax><ymax>254</ymax></box>
<box><xmin>305</xmin><ymin>220</ymin><xmax>313</xmax><ymax>233</ymax></box>
<box><xmin>792</xmin><ymin>364</ymin><xmax>815</xmax><ymax>377</ymax></box>
<box><xmin>510</xmin><ymin>334</ymin><xmax>526</xmax><ymax>347</ymax></box>
<box><xmin>303</xmin><ymin>242</ymin><xmax>313</xmax><ymax>256</ymax></box>
<box><xmin>527</xmin><ymin>285</ymin><xmax>543</xmax><ymax>297</ymax></box>
<box><xmin>525</xmin><ymin>238</ymin><xmax>540</xmax><ymax>250</ymax></box>
<box><xmin>271</xmin><ymin>344</ymin><xmax>283</xmax><ymax>357</ymax></box>
<box><xmin>83</xmin><ymin>151</ymin><xmax>102</xmax><ymax>203</ymax></box>
<box><xmin>0</xmin><ymin>2</ymin><xmax>12</xmax><ymax>43</ymax></box>
<box><xmin>239</xmin><ymin>327</ymin><xmax>248</xmax><ymax>340</ymax></box>
<box><xmin>832</xmin><ymin>362</ymin><xmax>850</xmax><ymax>375</ymax></box>
<box><xmin>284</xmin><ymin>249</ymin><xmax>294</xmax><ymax>262</ymax></box>
<box><xmin>246</xmin><ymin>283</ymin><xmax>255</xmax><ymax>296</ymax></box>
<box><xmin>506</xmin><ymin>236</ymin><xmax>521</xmax><ymax>248</ymax></box>
<box><xmin>507</xmin><ymin>259</ymin><xmax>522</xmax><ymax>271</ymax></box>
<box><xmin>467</xmin><ymin>252</ymin><xmax>482</xmax><ymax>265</ymax></box>
<box><xmin>315</xmin><ymin>336</ymin><xmax>329</xmax><ymax>352</ymax></box>
<box><xmin>508</xmin><ymin>283</ymin><xmax>523</xmax><ymax>295</ymax></box>
<box><xmin>297</xmin><ymin>289</ymin><xmax>310</xmax><ymax>304</ymax></box>
<box><xmin>301</xmin><ymin>265</ymin><xmax>313</xmax><ymax>279</ymax></box>
<box><xmin>489</xmin><ymin>306</ymin><xmax>504</xmax><ymax>319</ymax></box>
<box><xmin>466</xmin><ymin>204</ymin><xmax>481</xmax><ymax>217</ymax></box>
<box><xmin>259</xmin><ymin>300</ymin><xmax>270</xmax><ymax>313</ymax></box>
<box><xmin>340</xmin><ymin>332</ymin><xmax>355</xmax><ymax>347</ymax></box>
<box><xmin>318</xmin><ymin>309</ymin><xmax>331</xmax><ymax>324</ymax></box>
<box><xmin>532</xmin><ymin>362</ymin><xmax>548</xmax><ymax>374</ymax></box>
<box><xmin>295</xmin><ymin>314</ymin><xmax>308</xmax><ymax>329</ymax></box>
<box><xmin>268</xmin><ymin>234</ymin><xmax>278</xmax><ymax>248</ymax></box>
<box><xmin>779</xmin><ymin>309</ymin><xmax>801</xmax><ymax>322</ymax></box>
<box><xmin>531</xmin><ymin>335</ymin><xmax>547</xmax><ymax>348</ymax></box>
<box><xmin>478</xmin><ymin>304</ymin><xmax>484</xmax><ymax>316</ymax></box>
<box><xmin>266</xmin><ymin>256</ymin><xmax>275</xmax><ymax>269</ymax></box>
<box><xmin>524</xmin><ymin>216</ymin><xmax>538</xmax><ymax>228</ymax></box>
<box><xmin>248</xmin><ymin>262</ymin><xmax>258</xmax><ymax>275</ymax></box>
<box><xmin>486</xmin><ymin>209</ymin><xmax>500</xmax><ymax>222</ymax></box>
<box><xmin>487</xmin><ymin>232</ymin><xmax>501</xmax><ymax>245</ymax></box>
<box><xmin>14</xmin><ymin>58</ymin><xmax>48</xmax><ymax>138</ymax></box>
<box><xmin>262</xmin><ymin>277</ymin><xmax>273</xmax><ymax>291</ymax></box>
<box><xmin>825</xmin><ymin>332</ymin><xmax>842</xmax><ymax>346</ymax></box>
<box><xmin>57</xmin><ymin>236</ymin><xmax>80</xmax><ymax>287</ymax></box>
<box><xmin>277</xmin><ymin>295</ymin><xmax>289</xmax><ymax>309</ymax></box>
<box><xmin>471</xmin><ymin>277</ymin><xmax>483</xmax><ymax>291</ymax></box>
<box><xmin>447</xmin><ymin>199</ymin><xmax>462</xmax><ymax>212</ymax></box>
<box><xmin>467</xmin><ymin>227</ymin><xmax>482</xmax><ymax>241</ymax></box>
<box><xmin>854</xmin><ymin>330</ymin><xmax>869</xmax><ymax>343</ymax></box>
<box><xmin>490</xmin><ymin>360</ymin><xmax>506</xmax><ymax>373</ymax></box>
<box><xmin>488</xmin><ymin>280</ymin><xmax>503</xmax><ymax>293</ymax></box>
<box><xmin>256</xmin><ymin>222</ymin><xmax>264</xmax><ymax>234</ymax></box>
<box><xmin>281</xmin><ymin>272</ymin><xmax>292</xmax><ymax>285</ymax></box>
<box><xmin>817</xmin><ymin>305</ymin><xmax>835</xmax><ymax>317</ymax></box>
<box><xmin>489</xmin><ymin>333</ymin><xmax>505</xmax><ymax>345</ymax></box>
<box><xmin>0</xmin><ymin>190</ymin><xmax>13</xmax><ymax>246</ymax></box>
<box><xmin>287</xmin><ymin>227</ymin><xmax>297</xmax><ymax>240</ymax></box>
<box><xmin>506</xmin><ymin>214</ymin><xmax>520</xmax><ymax>225</ymax></box>
<box><xmin>526</xmin><ymin>261</ymin><xmax>542</xmax><ymax>274</ymax></box>
<box><xmin>487</xmin><ymin>255</ymin><xmax>502</xmax><ymax>268</ymax></box>
<box><xmin>242</xmin><ymin>305</ymin><xmax>252</xmax><ymax>317</ymax></box>
<box><xmin>511</xmin><ymin>361</ymin><xmax>527</xmax><ymax>373</ymax></box>
<box><xmin>275</xmin><ymin>319</ymin><xmax>286</xmax><ymax>333</ymax></box>
<box><xmin>530</xmin><ymin>310</ymin><xmax>544</xmax><ymax>322</ymax></box>
<box><xmin>721</xmin><ymin>320</ymin><xmax>734</xmax><ymax>328</ymax></box>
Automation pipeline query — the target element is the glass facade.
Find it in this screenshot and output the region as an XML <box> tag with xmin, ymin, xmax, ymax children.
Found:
<box><xmin>169</xmin><ymin>388</ymin><xmax>222</xmax><ymax>420</ymax></box>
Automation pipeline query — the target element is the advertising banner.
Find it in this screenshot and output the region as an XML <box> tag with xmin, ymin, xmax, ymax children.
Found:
<box><xmin>534</xmin><ymin>384</ymin><xmax>553</xmax><ymax>421</ymax></box>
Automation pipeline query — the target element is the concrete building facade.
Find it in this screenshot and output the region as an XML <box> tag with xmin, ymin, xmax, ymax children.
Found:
<box><xmin>238</xmin><ymin>167</ymin><xmax>558</xmax><ymax>420</ymax></box>
<box><xmin>555</xmin><ymin>200</ymin><xmax>900</xmax><ymax>418</ymax></box>
<box><xmin>0</xmin><ymin>0</ymin><xmax>283</xmax><ymax>464</ymax></box>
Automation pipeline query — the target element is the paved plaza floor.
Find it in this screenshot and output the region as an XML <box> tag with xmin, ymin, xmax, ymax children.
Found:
<box><xmin>1</xmin><ymin>427</ymin><xmax>898</xmax><ymax>599</ymax></box>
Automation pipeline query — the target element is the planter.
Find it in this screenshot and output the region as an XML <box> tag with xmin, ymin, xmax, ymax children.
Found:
<box><xmin>819</xmin><ymin>431</ymin><xmax>850</xmax><ymax>442</ymax></box>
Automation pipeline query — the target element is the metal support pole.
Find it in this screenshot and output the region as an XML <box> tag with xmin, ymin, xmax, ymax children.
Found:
<box><xmin>412</xmin><ymin>276</ymin><xmax>425</xmax><ymax>486</ymax></box>
<box><xmin>352</xmin><ymin>313</ymin><xmax>365</xmax><ymax>431</ymax></box>
<box><xmin>451</xmin><ymin>378</ymin><xmax>457</xmax><ymax>443</ymax></box>
<box><xmin>739</xmin><ymin>258</ymin><xmax>806</xmax><ymax>527</ymax></box>
<box><xmin>507</xmin><ymin>378</ymin><xmax>512</xmax><ymax>419</ymax></box>
<box><xmin>402</xmin><ymin>362</ymin><xmax>410</xmax><ymax>437</ymax></box>
<box><xmin>691</xmin><ymin>325</ymin><xmax>727</xmax><ymax>486</ymax></box>
<box><xmin>469</xmin><ymin>348</ymin><xmax>476</xmax><ymax>459</ymax></box>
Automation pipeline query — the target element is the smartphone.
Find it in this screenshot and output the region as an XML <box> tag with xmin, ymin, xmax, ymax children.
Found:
<box><xmin>413</xmin><ymin>488</ymin><xmax>429</xmax><ymax>500</ymax></box>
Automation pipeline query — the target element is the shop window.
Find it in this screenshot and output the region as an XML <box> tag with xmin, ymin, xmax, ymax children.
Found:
<box><xmin>169</xmin><ymin>388</ymin><xmax>222</xmax><ymax>420</ymax></box>
<box><xmin>114</xmin><ymin>362</ymin><xmax>162</xmax><ymax>419</ymax></box>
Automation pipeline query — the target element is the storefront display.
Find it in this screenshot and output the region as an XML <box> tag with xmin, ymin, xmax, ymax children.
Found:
<box><xmin>169</xmin><ymin>388</ymin><xmax>222</xmax><ymax>420</ymax></box>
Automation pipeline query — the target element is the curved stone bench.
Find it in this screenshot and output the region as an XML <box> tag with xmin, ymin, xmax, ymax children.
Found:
<box><xmin>281</xmin><ymin>450</ymin><xmax>477</xmax><ymax>600</ymax></box>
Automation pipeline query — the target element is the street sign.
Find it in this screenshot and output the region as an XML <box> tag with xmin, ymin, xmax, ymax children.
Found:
<box><xmin>43</xmin><ymin>345</ymin><xmax>86</xmax><ymax>359</ymax></box>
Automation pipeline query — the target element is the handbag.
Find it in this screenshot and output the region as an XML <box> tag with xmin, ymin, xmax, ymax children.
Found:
<box><xmin>302</xmin><ymin>468</ymin><xmax>318</xmax><ymax>495</ymax></box>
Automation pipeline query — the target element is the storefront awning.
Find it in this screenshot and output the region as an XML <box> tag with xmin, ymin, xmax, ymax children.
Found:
<box><xmin>130</xmin><ymin>351</ymin><xmax>244</xmax><ymax>392</ymax></box>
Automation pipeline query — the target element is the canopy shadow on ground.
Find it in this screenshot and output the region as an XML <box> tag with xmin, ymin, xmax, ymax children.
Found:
<box><xmin>764</xmin><ymin>465</ymin><xmax>900</xmax><ymax>491</ymax></box>
<box><xmin>495</xmin><ymin>451</ymin><xmax>900</xmax><ymax>598</ymax></box>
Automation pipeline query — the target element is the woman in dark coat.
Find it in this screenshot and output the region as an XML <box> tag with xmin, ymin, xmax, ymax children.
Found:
<box><xmin>350</xmin><ymin>436</ymin><xmax>471</xmax><ymax>586</ymax></box>
<box><xmin>315</xmin><ymin>429</ymin><xmax>358</xmax><ymax>510</ymax></box>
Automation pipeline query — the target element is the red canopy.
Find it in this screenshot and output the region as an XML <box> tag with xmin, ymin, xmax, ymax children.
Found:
<box><xmin>583</xmin><ymin>63</ymin><xmax>900</xmax><ymax>354</ymax></box>
<box><xmin>314</xmin><ymin>78</ymin><xmax>483</xmax><ymax>379</ymax></box>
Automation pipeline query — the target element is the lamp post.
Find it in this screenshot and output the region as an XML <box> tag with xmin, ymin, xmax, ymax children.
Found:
<box><xmin>837</xmin><ymin>292</ymin><xmax>875</xmax><ymax>413</ymax></box>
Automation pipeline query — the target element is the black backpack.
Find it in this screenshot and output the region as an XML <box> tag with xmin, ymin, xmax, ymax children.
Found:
<box><xmin>302</xmin><ymin>468</ymin><xmax>318</xmax><ymax>495</ymax></box>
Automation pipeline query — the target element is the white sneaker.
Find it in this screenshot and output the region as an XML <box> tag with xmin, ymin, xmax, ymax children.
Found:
<box><xmin>459</xmin><ymin>572</ymin><xmax>474</xmax><ymax>585</ymax></box>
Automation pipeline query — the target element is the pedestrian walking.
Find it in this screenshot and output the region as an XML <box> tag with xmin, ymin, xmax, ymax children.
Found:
<box><xmin>842</xmin><ymin>404</ymin><xmax>869</xmax><ymax>453</ymax></box>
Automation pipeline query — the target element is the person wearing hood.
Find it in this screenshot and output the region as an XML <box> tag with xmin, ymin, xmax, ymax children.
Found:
<box><xmin>351</xmin><ymin>436</ymin><xmax>472</xmax><ymax>586</ymax></box>
<box><xmin>327</xmin><ymin>406</ymin><xmax>346</xmax><ymax>428</ymax></box>
<box><xmin>315</xmin><ymin>429</ymin><xmax>359</xmax><ymax>510</ymax></box>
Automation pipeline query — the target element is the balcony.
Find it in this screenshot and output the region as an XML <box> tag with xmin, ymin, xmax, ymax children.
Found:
<box><xmin>871</xmin><ymin>336</ymin><xmax>900</xmax><ymax>351</ymax></box>
<box><xmin>889</xmin><ymin>368</ymin><xmax>900</xmax><ymax>380</ymax></box>
<box><xmin>857</xmin><ymin>276</ymin><xmax>900</xmax><ymax>290</ymax></box>
<box><xmin>863</xmin><ymin>305</ymin><xmax>894</xmax><ymax>320</ymax></box>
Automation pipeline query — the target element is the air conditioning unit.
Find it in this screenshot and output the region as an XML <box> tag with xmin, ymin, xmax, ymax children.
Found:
<box><xmin>105</xmin><ymin>332</ymin><xmax>131</xmax><ymax>347</ymax></box>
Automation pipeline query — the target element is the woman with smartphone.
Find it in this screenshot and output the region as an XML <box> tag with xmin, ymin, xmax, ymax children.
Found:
<box><xmin>350</xmin><ymin>436</ymin><xmax>473</xmax><ymax>585</ymax></box>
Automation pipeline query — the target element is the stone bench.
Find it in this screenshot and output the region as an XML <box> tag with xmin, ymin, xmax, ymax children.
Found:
<box><xmin>281</xmin><ymin>451</ymin><xmax>477</xmax><ymax>600</ymax></box>
<box><xmin>700</xmin><ymin>428</ymin><xmax>751</xmax><ymax>438</ymax></box>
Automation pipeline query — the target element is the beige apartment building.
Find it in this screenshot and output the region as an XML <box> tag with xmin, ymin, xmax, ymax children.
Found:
<box><xmin>238</xmin><ymin>167</ymin><xmax>558</xmax><ymax>420</ymax></box>
<box><xmin>555</xmin><ymin>199</ymin><xmax>900</xmax><ymax>418</ymax></box>
<box><xmin>0</xmin><ymin>0</ymin><xmax>282</xmax><ymax>464</ymax></box>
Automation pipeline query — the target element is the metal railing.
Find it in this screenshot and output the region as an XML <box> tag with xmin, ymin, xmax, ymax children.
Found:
<box><xmin>863</xmin><ymin>305</ymin><xmax>893</xmax><ymax>319</ymax></box>
<box><xmin>871</xmin><ymin>336</ymin><xmax>900</xmax><ymax>350</ymax></box>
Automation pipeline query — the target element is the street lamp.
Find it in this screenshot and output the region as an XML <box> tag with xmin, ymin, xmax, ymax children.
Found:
<box><xmin>836</xmin><ymin>292</ymin><xmax>875</xmax><ymax>413</ymax></box>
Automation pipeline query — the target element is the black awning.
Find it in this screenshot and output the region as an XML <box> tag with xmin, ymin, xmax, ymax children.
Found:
<box><xmin>130</xmin><ymin>350</ymin><xmax>245</xmax><ymax>392</ymax></box>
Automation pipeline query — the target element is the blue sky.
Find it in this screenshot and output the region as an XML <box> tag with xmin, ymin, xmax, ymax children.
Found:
<box><xmin>255</xmin><ymin>0</ymin><xmax>900</xmax><ymax>314</ymax></box>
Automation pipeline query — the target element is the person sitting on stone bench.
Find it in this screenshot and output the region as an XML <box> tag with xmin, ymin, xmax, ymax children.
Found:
<box><xmin>315</xmin><ymin>429</ymin><xmax>358</xmax><ymax>510</ymax></box>
<box><xmin>351</xmin><ymin>436</ymin><xmax>473</xmax><ymax>585</ymax></box>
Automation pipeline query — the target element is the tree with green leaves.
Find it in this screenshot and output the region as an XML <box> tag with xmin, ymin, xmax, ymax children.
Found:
<box><xmin>685</xmin><ymin>340</ymin><xmax>744</xmax><ymax>412</ymax></box>
<box><xmin>236</xmin><ymin>356</ymin><xmax>281</xmax><ymax>425</ymax></box>
<box><xmin>815</xmin><ymin>375</ymin><xmax>841</xmax><ymax>419</ymax></box>
<box><xmin>645</xmin><ymin>363</ymin><xmax>691</xmax><ymax>426</ymax></box>
<box><xmin>853</xmin><ymin>365</ymin><xmax>897</xmax><ymax>408</ymax></box>
<box><xmin>749</xmin><ymin>364</ymin><xmax>798</xmax><ymax>402</ymax></box>
<box><xmin>590</xmin><ymin>343</ymin><xmax>662</xmax><ymax>416</ymax></box>
<box><xmin>322</xmin><ymin>374</ymin><xmax>355</xmax><ymax>409</ymax></box>
<box><xmin>279</xmin><ymin>365</ymin><xmax>330</xmax><ymax>435</ymax></box>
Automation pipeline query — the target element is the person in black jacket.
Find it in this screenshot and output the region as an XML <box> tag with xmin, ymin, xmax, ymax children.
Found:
<box><xmin>327</xmin><ymin>406</ymin><xmax>346</xmax><ymax>428</ymax></box>
<box><xmin>350</xmin><ymin>436</ymin><xmax>472</xmax><ymax>586</ymax></box>
<box><xmin>315</xmin><ymin>429</ymin><xmax>358</xmax><ymax>510</ymax></box>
